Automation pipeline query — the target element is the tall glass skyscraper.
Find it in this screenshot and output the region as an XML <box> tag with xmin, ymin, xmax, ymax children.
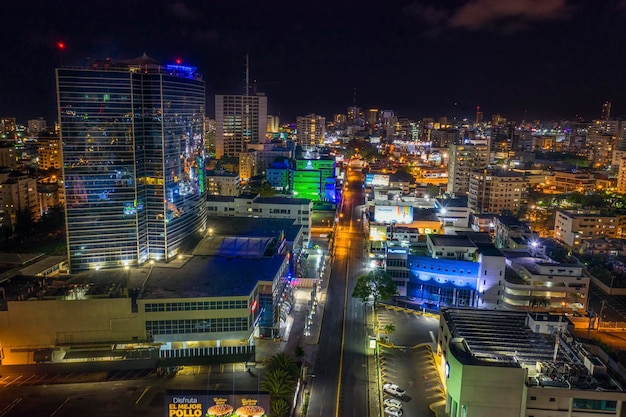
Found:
<box><xmin>57</xmin><ymin>55</ymin><xmax>207</xmax><ymax>272</ymax></box>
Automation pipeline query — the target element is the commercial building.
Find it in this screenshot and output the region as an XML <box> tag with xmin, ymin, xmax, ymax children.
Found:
<box><xmin>292</xmin><ymin>158</ymin><xmax>337</xmax><ymax>204</ymax></box>
<box><xmin>0</xmin><ymin>217</ymin><xmax>299</xmax><ymax>365</ymax></box>
<box><xmin>57</xmin><ymin>56</ymin><xmax>207</xmax><ymax>271</ymax></box>
<box><xmin>502</xmin><ymin>251</ymin><xmax>589</xmax><ymax>311</ymax></box>
<box><xmin>206</xmin><ymin>194</ymin><xmax>312</xmax><ymax>246</ymax></box>
<box><xmin>439</xmin><ymin>308</ymin><xmax>626</xmax><ymax>417</ymax></box>
<box><xmin>215</xmin><ymin>94</ymin><xmax>268</xmax><ymax>158</ymax></box>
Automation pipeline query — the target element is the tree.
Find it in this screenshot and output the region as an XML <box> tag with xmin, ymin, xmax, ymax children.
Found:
<box><xmin>352</xmin><ymin>269</ymin><xmax>397</xmax><ymax>306</ymax></box>
<box><xmin>262</xmin><ymin>353</ymin><xmax>299</xmax><ymax>417</ymax></box>
<box><xmin>258</xmin><ymin>182</ymin><xmax>276</xmax><ymax>197</ymax></box>
<box><xmin>383</xmin><ymin>323</ymin><xmax>396</xmax><ymax>335</ymax></box>
<box><xmin>294</xmin><ymin>345</ymin><xmax>305</xmax><ymax>365</ymax></box>
<box><xmin>269</xmin><ymin>398</ymin><xmax>291</xmax><ymax>417</ymax></box>
<box><xmin>267</xmin><ymin>352</ymin><xmax>298</xmax><ymax>376</ymax></box>
<box><xmin>425</xmin><ymin>184</ymin><xmax>440</xmax><ymax>198</ymax></box>
<box><xmin>14</xmin><ymin>208</ymin><xmax>34</xmax><ymax>238</ymax></box>
<box><xmin>261</xmin><ymin>368</ymin><xmax>295</xmax><ymax>399</ymax></box>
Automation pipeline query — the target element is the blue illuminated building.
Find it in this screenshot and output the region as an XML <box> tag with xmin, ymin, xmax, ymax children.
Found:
<box><xmin>57</xmin><ymin>55</ymin><xmax>207</xmax><ymax>271</ymax></box>
<box><xmin>399</xmin><ymin>234</ymin><xmax>505</xmax><ymax>308</ymax></box>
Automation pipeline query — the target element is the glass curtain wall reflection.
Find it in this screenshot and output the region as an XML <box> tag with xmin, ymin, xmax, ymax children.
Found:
<box><xmin>57</xmin><ymin>58</ymin><xmax>206</xmax><ymax>272</ymax></box>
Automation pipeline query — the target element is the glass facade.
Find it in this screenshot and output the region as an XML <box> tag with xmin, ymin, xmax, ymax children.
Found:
<box><xmin>57</xmin><ymin>62</ymin><xmax>207</xmax><ymax>271</ymax></box>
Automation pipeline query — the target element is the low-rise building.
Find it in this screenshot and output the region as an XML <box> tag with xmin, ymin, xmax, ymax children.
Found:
<box><xmin>502</xmin><ymin>251</ymin><xmax>589</xmax><ymax>311</ymax></box>
<box><xmin>439</xmin><ymin>308</ymin><xmax>626</xmax><ymax>417</ymax></box>
<box><xmin>554</xmin><ymin>209</ymin><xmax>626</xmax><ymax>250</ymax></box>
<box><xmin>206</xmin><ymin>194</ymin><xmax>312</xmax><ymax>246</ymax></box>
<box><xmin>207</xmin><ymin>171</ymin><xmax>240</xmax><ymax>196</ymax></box>
<box><xmin>0</xmin><ymin>218</ymin><xmax>299</xmax><ymax>365</ymax></box>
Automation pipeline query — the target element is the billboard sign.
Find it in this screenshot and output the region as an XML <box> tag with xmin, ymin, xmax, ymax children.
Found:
<box><xmin>374</xmin><ymin>205</ymin><xmax>413</xmax><ymax>224</ymax></box>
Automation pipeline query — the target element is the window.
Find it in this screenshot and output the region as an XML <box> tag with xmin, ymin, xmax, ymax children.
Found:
<box><xmin>530</xmin><ymin>396</ymin><xmax>536</xmax><ymax>401</ymax></box>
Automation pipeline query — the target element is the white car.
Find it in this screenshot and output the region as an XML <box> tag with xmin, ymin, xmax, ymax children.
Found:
<box><xmin>384</xmin><ymin>398</ymin><xmax>403</xmax><ymax>409</ymax></box>
<box><xmin>383</xmin><ymin>383</ymin><xmax>406</xmax><ymax>397</ymax></box>
<box><xmin>384</xmin><ymin>406</ymin><xmax>403</xmax><ymax>417</ymax></box>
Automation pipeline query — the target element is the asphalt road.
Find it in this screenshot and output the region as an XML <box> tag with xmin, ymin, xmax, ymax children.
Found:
<box><xmin>307</xmin><ymin>167</ymin><xmax>368</xmax><ymax>417</ymax></box>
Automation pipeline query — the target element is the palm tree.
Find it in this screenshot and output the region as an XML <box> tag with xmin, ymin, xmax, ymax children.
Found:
<box><xmin>294</xmin><ymin>345</ymin><xmax>305</xmax><ymax>365</ymax></box>
<box><xmin>267</xmin><ymin>352</ymin><xmax>299</xmax><ymax>379</ymax></box>
<box><xmin>261</xmin><ymin>368</ymin><xmax>295</xmax><ymax>399</ymax></box>
<box><xmin>269</xmin><ymin>398</ymin><xmax>291</xmax><ymax>417</ymax></box>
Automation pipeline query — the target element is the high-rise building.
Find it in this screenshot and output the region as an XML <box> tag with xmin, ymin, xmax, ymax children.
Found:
<box><xmin>601</xmin><ymin>101</ymin><xmax>612</xmax><ymax>120</ymax></box>
<box><xmin>37</xmin><ymin>133</ymin><xmax>62</xmax><ymax>170</ymax></box>
<box><xmin>57</xmin><ymin>55</ymin><xmax>207</xmax><ymax>272</ymax></box>
<box><xmin>215</xmin><ymin>94</ymin><xmax>268</xmax><ymax>158</ymax></box>
<box><xmin>447</xmin><ymin>144</ymin><xmax>489</xmax><ymax>196</ymax></box>
<box><xmin>468</xmin><ymin>169</ymin><xmax>527</xmax><ymax>215</ymax></box>
<box><xmin>267</xmin><ymin>115</ymin><xmax>280</xmax><ymax>134</ymax></box>
<box><xmin>475</xmin><ymin>105</ymin><xmax>483</xmax><ymax>124</ymax></box>
<box><xmin>28</xmin><ymin>118</ymin><xmax>48</xmax><ymax>135</ymax></box>
<box><xmin>296</xmin><ymin>113</ymin><xmax>325</xmax><ymax>147</ymax></box>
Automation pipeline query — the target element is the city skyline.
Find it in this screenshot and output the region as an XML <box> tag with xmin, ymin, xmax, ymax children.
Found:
<box><xmin>3</xmin><ymin>0</ymin><xmax>626</xmax><ymax>124</ymax></box>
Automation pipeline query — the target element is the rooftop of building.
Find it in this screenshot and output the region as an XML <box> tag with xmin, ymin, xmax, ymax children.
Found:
<box><xmin>254</xmin><ymin>196</ymin><xmax>312</xmax><ymax>205</ymax></box>
<box><xmin>435</xmin><ymin>196</ymin><xmax>468</xmax><ymax>208</ymax></box>
<box><xmin>428</xmin><ymin>234</ymin><xmax>475</xmax><ymax>248</ymax></box>
<box><xmin>141</xmin><ymin>254</ymin><xmax>285</xmax><ymax>299</ymax></box>
<box><xmin>204</xmin><ymin>217</ymin><xmax>301</xmax><ymax>243</ymax></box>
<box><xmin>497</xmin><ymin>215</ymin><xmax>530</xmax><ymax>228</ymax></box>
<box><xmin>206</xmin><ymin>195</ymin><xmax>236</xmax><ymax>203</ymax></box>
<box><xmin>443</xmin><ymin>308</ymin><xmax>622</xmax><ymax>391</ymax></box>
<box><xmin>475</xmin><ymin>243</ymin><xmax>504</xmax><ymax>257</ymax></box>
<box><xmin>206</xmin><ymin>171</ymin><xmax>239</xmax><ymax>177</ymax></box>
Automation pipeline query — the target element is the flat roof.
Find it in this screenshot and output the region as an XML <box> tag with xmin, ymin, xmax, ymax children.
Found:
<box><xmin>429</xmin><ymin>234</ymin><xmax>476</xmax><ymax>248</ymax></box>
<box><xmin>444</xmin><ymin>308</ymin><xmax>566</xmax><ymax>366</ymax></box>
<box><xmin>207</xmin><ymin>195</ymin><xmax>235</xmax><ymax>202</ymax></box>
<box><xmin>204</xmin><ymin>217</ymin><xmax>301</xmax><ymax>243</ymax></box>
<box><xmin>254</xmin><ymin>196</ymin><xmax>312</xmax><ymax>205</ymax></box>
<box><xmin>141</xmin><ymin>255</ymin><xmax>285</xmax><ymax>299</ymax></box>
<box><xmin>443</xmin><ymin>308</ymin><xmax>622</xmax><ymax>391</ymax></box>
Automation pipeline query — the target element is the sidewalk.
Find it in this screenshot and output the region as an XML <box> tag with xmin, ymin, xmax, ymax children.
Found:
<box><xmin>255</xmin><ymin>251</ymin><xmax>329</xmax><ymax>368</ymax></box>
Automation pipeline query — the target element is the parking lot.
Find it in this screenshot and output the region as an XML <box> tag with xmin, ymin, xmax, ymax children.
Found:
<box><xmin>376</xmin><ymin>306</ymin><xmax>446</xmax><ymax>417</ymax></box>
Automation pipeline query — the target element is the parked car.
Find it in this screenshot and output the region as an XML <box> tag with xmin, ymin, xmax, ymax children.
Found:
<box><xmin>384</xmin><ymin>398</ymin><xmax>403</xmax><ymax>409</ymax></box>
<box><xmin>383</xmin><ymin>383</ymin><xmax>406</xmax><ymax>397</ymax></box>
<box><xmin>384</xmin><ymin>406</ymin><xmax>403</xmax><ymax>417</ymax></box>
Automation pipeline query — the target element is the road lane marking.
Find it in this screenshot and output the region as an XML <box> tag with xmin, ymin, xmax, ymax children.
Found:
<box><xmin>336</xmin><ymin>242</ymin><xmax>350</xmax><ymax>417</ymax></box>
<box><xmin>50</xmin><ymin>397</ymin><xmax>70</xmax><ymax>417</ymax></box>
<box><xmin>135</xmin><ymin>386</ymin><xmax>151</xmax><ymax>405</ymax></box>
<box><xmin>430</xmin><ymin>331</ymin><xmax>437</xmax><ymax>344</ymax></box>
<box><xmin>3</xmin><ymin>375</ymin><xmax>22</xmax><ymax>388</ymax></box>
<box><xmin>0</xmin><ymin>397</ymin><xmax>21</xmax><ymax>417</ymax></box>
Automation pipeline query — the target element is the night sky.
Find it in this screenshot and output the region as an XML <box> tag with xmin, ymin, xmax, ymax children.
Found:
<box><xmin>2</xmin><ymin>0</ymin><xmax>626</xmax><ymax>124</ymax></box>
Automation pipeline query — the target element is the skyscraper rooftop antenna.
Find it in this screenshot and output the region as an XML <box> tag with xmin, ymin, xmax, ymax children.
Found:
<box><xmin>353</xmin><ymin>86</ymin><xmax>357</xmax><ymax>106</ymax></box>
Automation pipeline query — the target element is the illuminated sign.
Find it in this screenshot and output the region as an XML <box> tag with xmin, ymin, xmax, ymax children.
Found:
<box><xmin>165</xmin><ymin>394</ymin><xmax>270</xmax><ymax>417</ymax></box>
<box><xmin>371</xmin><ymin>174</ymin><xmax>390</xmax><ymax>187</ymax></box>
<box><xmin>168</xmin><ymin>397</ymin><xmax>203</xmax><ymax>417</ymax></box>
<box><xmin>374</xmin><ymin>205</ymin><xmax>413</xmax><ymax>224</ymax></box>
<box><xmin>369</xmin><ymin>225</ymin><xmax>387</xmax><ymax>241</ymax></box>
<box><xmin>387</xmin><ymin>248</ymin><xmax>407</xmax><ymax>255</ymax></box>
